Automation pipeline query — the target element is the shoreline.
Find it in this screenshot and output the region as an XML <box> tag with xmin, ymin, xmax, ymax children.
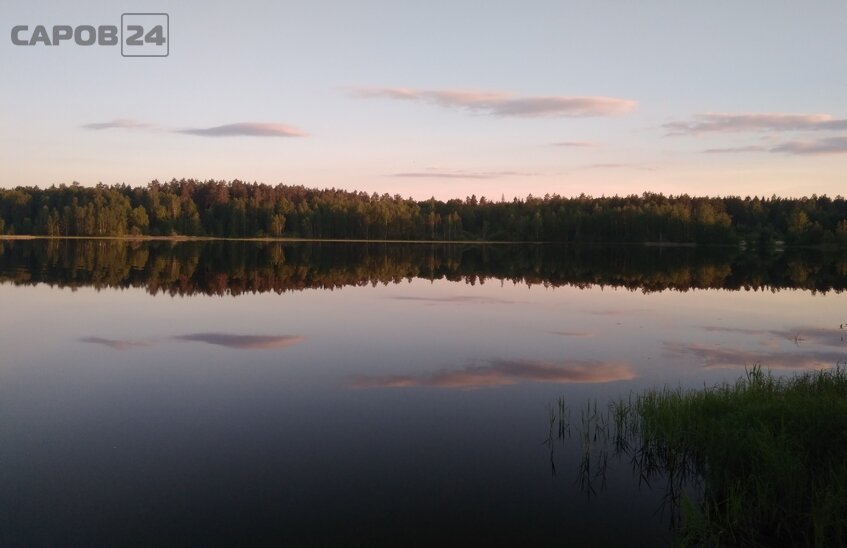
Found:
<box><xmin>0</xmin><ymin>235</ymin><xmax>717</xmax><ymax>247</ymax></box>
<box><xmin>1</xmin><ymin>235</ymin><xmax>843</xmax><ymax>250</ymax></box>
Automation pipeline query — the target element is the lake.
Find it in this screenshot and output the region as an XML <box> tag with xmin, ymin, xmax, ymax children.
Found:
<box><xmin>0</xmin><ymin>239</ymin><xmax>844</xmax><ymax>546</ymax></box>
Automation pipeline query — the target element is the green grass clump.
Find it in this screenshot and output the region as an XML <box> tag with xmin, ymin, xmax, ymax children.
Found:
<box><xmin>622</xmin><ymin>366</ymin><xmax>847</xmax><ymax>547</ymax></box>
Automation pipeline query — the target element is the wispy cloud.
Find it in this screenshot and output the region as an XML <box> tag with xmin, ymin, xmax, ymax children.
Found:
<box><xmin>552</xmin><ymin>141</ymin><xmax>598</xmax><ymax>148</ymax></box>
<box><xmin>579</xmin><ymin>163</ymin><xmax>656</xmax><ymax>171</ymax></box>
<box><xmin>389</xmin><ymin>169</ymin><xmax>534</xmax><ymax>179</ymax></box>
<box><xmin>588</xmin><ymin>163</ymin><xmax>627</xmax><ymax>169</ymax></box>
<box><xmin>702</xmin><ymin>137</ymin><xmax>847</xmax><ymax>155</ymax></box>
<box><xmin>770</xmin><ymin>136</ymin><xmax>847</xmax><ymax>155</ymax></box>
<box><xmin>174</xmin><ymin>333</ymin><xmax>305</xmax><ymax>349</ymax></box>
<box><xmin>663</xmin><ymin>341</ymin><xmax>843</xmax><ymax>370</ymax></box>
<box><xmin>79</xmin><ymin>336</ymin><xmax>150</xmax><ymax>350</ymax></box>
<box><xmin>350</xmin><ymin>87</ymin><xmax>636</xmax><ymax>118</ymax></box>
<box><xmin>82</xmin><ymin>119</ymin><xmax>153</xmax><ymax>130</ymax></box>
<box><xmin>82</xmin><ymin>120</ymin><xmax>309</xmax><ymax>138</ymax></box>
<box><xmin>177</xmin><ymin>122</ymin><xmax>308</xmax><ymax>138</ymax></box>
<box><xmin>665</xmin><ymin>113</ymin><xmax>847</xmax><ymax>135</ymax></box>
<box><xmin>703</xmin><ymin>145</ymin><xmax>768</xmax><ymax>154</ymax></box>
<box><xmin>350</xmin><ymin>359</ymin><xmax>635</xmax><ymax>390</ymax></box>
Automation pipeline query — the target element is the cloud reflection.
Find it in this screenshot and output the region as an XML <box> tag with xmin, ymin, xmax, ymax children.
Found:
<box><xmin>174</xmin><ymin>333</ymin><xmax>305</xmax><ymax>350</ymax></box>
<box><xmin>550</xmin><ymin>331</ymin><xmax>595</xmax><ymax>338</ymax></box>
<box><xmin>664</xmin><ymin>342</ymin><xmax>843</xmax><ymax>370</ymax></box>
<box><xmin>770</xmin><ymin>327</ymin><xmax>845</xmax><ymax>347</ymax></box>
<box><xmin>701</xmin><ymin>325</ymin><xmax>845</xmax><ymax>347</ymax></box>
<box><xmin>701</xmin><ymin>326</ymin><xmax>768</xmax><ymax>335</ymax></box>
<box><xmin>350</xmin><ymin>359</ymin><xmax>635</xmax><ymax>390</ymax></box>
<box><xmin>390</xmin><ymin>295</ymin><xmax>515</xmax><ymax>305</ymax></box>
<box><xmin>79</xmin><ymin>337</ymin><xmax>150</xmax><ymax>350</ymax></box>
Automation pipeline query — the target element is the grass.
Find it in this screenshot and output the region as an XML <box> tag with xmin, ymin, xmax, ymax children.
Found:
<box><xmin>556</xmin><ymin>366</ymin><xmax>847</xmax><ymax>546</ymax></box>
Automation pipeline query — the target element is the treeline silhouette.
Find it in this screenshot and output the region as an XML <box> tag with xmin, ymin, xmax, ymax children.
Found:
<box><xmin>1</xmin><ymin>239</ymin><xmax>844</xmax><ymax>296</ymax></box>
<box><xmin>1</xmin><ymin>180</ymin><xmax>846</xmax><ymax>244</ymax></box>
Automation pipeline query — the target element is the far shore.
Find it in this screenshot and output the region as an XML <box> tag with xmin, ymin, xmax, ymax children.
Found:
<box><xmin>0</xmin><ymin>234</ymin><xmax>722</xmax><ymax>246</ymax></box>
<box><xmin>3</xmin><ymin>235</ymin><xmax>840</xmax><ymax>249</ymax></box>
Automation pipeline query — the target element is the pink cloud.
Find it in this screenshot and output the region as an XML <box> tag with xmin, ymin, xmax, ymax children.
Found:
<box><xmin>178</xmin><ymin>122</ymin><xmax>308</xmax><ymax>138</ymax></box>
<box><xmin>350</xmin><ymin>87</ymin><xmax>636</xmax><ymax>118</ymax></box>
<box><xmin>770</xmin><ymin>136</ymin><xmax>847</xmax><ymax>155</ymax></box>
<box><xmin>552</xmin><ymin>141</ymin><xmax>598</xmax><ymax>148</ymax></box>
<box><xmin>665</xmin><ymin>113</ymin><xmax>847</xmax><ymax>135</ymax></box>
<box><xmin>82</xmin><ymin>119</ymin><xmax>153</xmax><ymax>130</ymax></box>
<box><xmin>389</xmin><ymin>169</ymin><xmax>535</xmax><ymax>179</ymax></box>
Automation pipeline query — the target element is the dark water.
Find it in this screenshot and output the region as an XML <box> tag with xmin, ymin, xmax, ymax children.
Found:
<box><xmin>0</xmin><ymin>240</ymin><xmax>845</xmax><ymax>546</ymax></box>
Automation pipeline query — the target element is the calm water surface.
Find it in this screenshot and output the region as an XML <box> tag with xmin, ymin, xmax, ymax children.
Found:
<box><xmin>0</xmin><ymin>240</ymin><xmax>845</xmax><ymax>546</ymax></box>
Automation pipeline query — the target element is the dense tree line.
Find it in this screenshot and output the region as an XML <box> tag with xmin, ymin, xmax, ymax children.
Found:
<box><xmin>1</xmin><ymin>239</ymin><xmax>844</xmax><ymax>295</ymax></box>
<box><xmin>1</xmin><ymin>179</ymin><xmax>846</xmax><ymax>245</ymax></box>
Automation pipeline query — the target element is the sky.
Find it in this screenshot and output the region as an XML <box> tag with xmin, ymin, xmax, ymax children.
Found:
<box><xmin>2</xmin><ymin>0</ymin><xmax>846</xmax><ymax>200</ymax></box>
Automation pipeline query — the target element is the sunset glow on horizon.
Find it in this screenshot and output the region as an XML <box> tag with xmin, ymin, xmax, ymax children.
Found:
<box><xmin>2</xmin><ymin>1</ymin><xmax>846</xmax><ymax>200</ymax></box>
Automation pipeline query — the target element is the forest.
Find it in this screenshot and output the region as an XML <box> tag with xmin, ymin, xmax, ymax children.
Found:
<box><xmin>1</xmin><ymin>179</ymin><xmax>846</xmax><ymax>245</ymax></box>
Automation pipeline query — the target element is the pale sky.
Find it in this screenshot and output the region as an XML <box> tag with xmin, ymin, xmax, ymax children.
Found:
<box><xmin>2</xmin><ymin>0</ymin><xmax>846</xmax><ymax>200</ymax></box>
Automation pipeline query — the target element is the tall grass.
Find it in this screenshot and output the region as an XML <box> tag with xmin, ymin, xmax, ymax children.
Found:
<box><xmin>557</xmin><ymin>366</ymin><xmax>847</xmax><ymax>546</ymax></box>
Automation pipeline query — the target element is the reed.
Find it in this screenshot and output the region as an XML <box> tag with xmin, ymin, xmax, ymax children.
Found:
<box><xmin>559</xmin><ymin>366</ymin><xmax>847</xmax><ymax>546</ymax></box>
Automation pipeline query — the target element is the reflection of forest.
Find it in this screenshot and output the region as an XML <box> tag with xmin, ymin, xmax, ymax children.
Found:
<box><xmin>0</xmin><ymin>239</ymin><xmax>844</xmax><ymax>295</ymax></box>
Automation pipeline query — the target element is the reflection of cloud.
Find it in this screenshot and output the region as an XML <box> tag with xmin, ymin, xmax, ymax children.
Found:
<box><xmin>350</xmin><ymin>359</ymin><xmax>635</xmax><ymax>390</ymax></box>
<box><xmin>82</xmin><ymin>119</ymin><xmax>152</xmax><ymax>130</ymax></box>
<box><xmin>79</xmin><ymin>336</ymin><xmax>150</xmax><ymax>350</ymax></box>
<box><xmin>770</xmin><ymin>327</ymin><xmax>845</xmax><ymax>347</ymax></box>
<box><xmin>701</xmin><ymin>326</ymin><xmax>768</xmax><ymax>335</ymax></box>
<box><xmin>550</xmin><ymin>331</ymin><xmax>595</xmax><ymax>338</ymax></box>
<box><xmin>174</xmin><ymin>333</ymin><xmax>305</xmax><ymax>349</ymax></box>
<box><xmin>177</xmin><ymin>122</ymin><xmax>308</xmax><ymax>138</ymax></box>
<box><xmin>390</xmin><ymin>295</ymin><xmax>514</xmax><ymax>305</ymax></box>
<box><xmin>585</xmin><ymin>308</ymin><xmax>644</xmax><ymax>316</ymax></box>
<box><xmin>349</xmin><ymin>87</ymin><xmax>636</xmax><ymax>118</ymax></box>
<box><xmin>664</xmin><ymin>342</ymin><xmax>843</xmax><ymax>370</ymax></box>
<box><xmin>702</xmin><ymin>325</ymin><xmax>845</xmax><ymax>347</ymax></box>
<box><xmin>664</xmin><ymin>113</ymin><xmax>847</xmax><ymax>135</ymax></box>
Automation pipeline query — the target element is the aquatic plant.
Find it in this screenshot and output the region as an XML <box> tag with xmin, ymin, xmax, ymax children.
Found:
<box><xmin>555</xmin><ymin>365</ymin><xmax>847</xmax><ymax>546</ymax></box>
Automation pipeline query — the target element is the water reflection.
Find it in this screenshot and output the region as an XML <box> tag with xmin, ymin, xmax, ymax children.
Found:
<box><xmin>173</xmin><ymin>333</ymin><xmax>305</xmax><ymax>350</ymax></box>
<box><xmin>663</xmin><ymin>341</ymin><xmax>844</xmax><ymax>370</ymax></box>
<box><xmin>1</xmin><ymin>239</ymin><xmax>844</xmax><ymax>546</ymax></box>
<box><xmin>388</xmin><ymin>295</ymin><xmax>516</xmax><ymax>305</ymax></box>
<box><xmin>547</xmin><ymin>397</ymin><xmax>701</xmax><ymax>523</ymax></box>
<box><xmin>550</xmin><ymin>331</ymin><xmax>596</xmax><ymax>338</ymax></box>
<box><xmin>79</xmin><ymin>336</ymin><xmax>151</xmax><ymax>350</ymax></box>
<box><xmin>1</xmin><ymin>239</ymin><xmax>845</xmax><ymax>294</ymax></box>
<box><xmin>351</xmin><ymin>359</ymin><xmax>635</xmax><ymax>390</ymax></box>
<box><xmin>78</xmin><ymin>333</ymin><xmax>306</xmax><ymax>351</ymax></box>
<box><xmin>702</xmin><ymin>324</ymin><xmax>845</xmax><ymax>346</ymax></box>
